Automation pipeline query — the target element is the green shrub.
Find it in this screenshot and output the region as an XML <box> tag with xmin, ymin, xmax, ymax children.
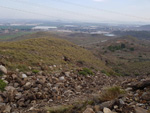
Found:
<box><xmin>121</xmin><ymin>43</ymin><xmax>126</xmax><ymax>48</ymax></box>
<box><xmin>32</xmin><ymin>69</ymin><xmax>40</xmax><ymax>74</ymax></box>
<box><xmin>101</xmin><ymin>70</ymin><xmax>110</xmax><ymax>76</ymax></box>
<box><xmin>79</xmin><ymin>71</ymin><xmax>87</xmax><ymax>76</ymax></box>
<box><xmin>0</xmin><ymin>79</ymin><xmax>7</xmax><ymax>91</ymax></box>
<box><xmin>79</xmin><ymin>68</ymin><xmax>93</xmax><ymax>76</ymax></box>
<box><xmin>108</xmin><ymin>44</ymin><xmax>126</xmax><ymax>52</ymax></box>
<box><xmin>17</xmin><ymin>65</ymin><xmax>28</xmax><ymax>72</ymax></box>
<box><xmin>130</xmin><ymin>47</ymin><xmax>134</xmax><ymax>51</ymax></box>
<box><xmin>101</xmin><ymin>70</ymin><xmax>106</xmax><ymax>73</ymax></box>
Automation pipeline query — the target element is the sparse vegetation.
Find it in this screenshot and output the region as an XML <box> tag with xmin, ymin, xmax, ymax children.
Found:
<box><xmin>101</xmin><ymin>70</ymin><xmax>111</xmax><ymax>76</ymax></box>
<box><xmin>130</xmin><ymin>47</ymin><xmax>134</xmax><ymax>51</ymax></box>
<box><xmin>0</xmin><ymin>32</ymin><xmax>34</xmax><ymax>40</ymax></box>
<box><xmin>108</xmin><ymin>43</ymin><xmax>126</xmax><ymax>52</ymax></box>
<box><xmin>32</xmin><ymin>69</ymin><xmax>40</xmax><ymax>74</ymax></box>
<box><xmin>47</xmin><ymin>100</ymin><xmax>94</xmax><ymax>113</ymax></box>
<box><xmin>79</xmin><ymin>68</ymin><xmax>93</xmax><ymax>75</ymax></box>
<box><xmin>47</xmin><ymin>105</ymin><xmax>73</xmax><ymax>113</ymax></box>
<box><xmin>0</xmin><ymin>79</ymin><xmax>7</xmax><ymax>91</ymax></box>
<box><xmin>99</xmin><ymin>86</ymin><xmax>125</xmax><ymax>102</ymax></box>
<box><xmin>0</xmin><ymin>36</ymin><xmax>112</xmax><ymax>73</ymax></box>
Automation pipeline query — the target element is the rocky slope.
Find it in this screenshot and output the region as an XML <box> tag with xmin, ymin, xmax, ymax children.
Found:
<box><xmin>0</xmin><ymin>65</ymin><xmax>150</xmax><ymax>113</ymax></box>
<box><xmin>0</xmin><ymin>65</ymin><xmax>121</xmax><ymax>113</ymax></box>
<box><xmin>0</xmin><ymin>36</ymin><xmax>150</xmax><ymax>113</ymax></box>
<box><xmin>82</xmin><ymin>75</ymin><xmax>150</xmax><ymax>113</ymax></box>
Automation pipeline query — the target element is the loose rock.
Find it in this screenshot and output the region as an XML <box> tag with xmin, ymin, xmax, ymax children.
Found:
<box><xmin>0</xmin><ymin>65</ymin><xmax>7</xmax><ymax>74</ymax></box>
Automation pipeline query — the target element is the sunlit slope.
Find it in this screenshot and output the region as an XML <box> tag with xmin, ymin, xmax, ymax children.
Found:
<box><xmin>0</xmin><ymin>37</ymin><xmax>109</xmax><ymax>71</ymax></box>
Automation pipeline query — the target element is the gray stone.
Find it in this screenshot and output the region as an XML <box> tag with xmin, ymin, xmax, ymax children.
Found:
<box><xmin>59</xmin><ymin>76</ymin><xmax>65</xmax><ymax>81</ymax></box>
<box><xmin>83</xmin><ymin>108</ymin><xmax>95</xmax><ymax>113</ymax></box>
<box><xmin>125</xmin><ymin>87</ymin><xmax>133</xmax><ymax>91</ymax></box>
<box><xmin>24</xmin><ymin>82</ymin><xmax>31</xmax><ymax>90</ymax></box>
<box><xmin>65</xmin><ymin>72</ymin><xmax>70</xmax><ymax>77</ymax></box>
<box><xmin>103</xmin><ymin>107</ymin><xmax>112</xmax><ymax>113</ymax></box>
<box><xmin>119</xmin><ymin>99</ymin><xmax>125</xmax><ymax>105</ymax></box>
<box><xmin>22</xmin><ymin>74</ymin><xmax>27</xmax><ymax>78</ymax></box>
<box><xmin>0</xmin><ymin>65</ymin><xmax>7</xmax><ymax>74</ymax></box>
<box><xmin>3</xmin><ymin>105</ymin><xmax>11</xmax><ymax>113</ymax></box>
<box><xmin>15</xmin><ymin>93</ymin><xmax>22</xmax><ymax>100</ymax></box>
<box><xmin>99</xmin><ymin>100</ymin><xmax>116</xmax><ymax>110</ymax></box>
<box><xmin>5</xmin><ymin>86</ymin><xmax>15</xmax><ymax>91</ymax></box>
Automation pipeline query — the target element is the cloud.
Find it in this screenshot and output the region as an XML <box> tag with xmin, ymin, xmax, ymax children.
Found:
<box><xmin>93</xmin><ymin>0</ymin><xmax>106</xmax><ymax>2</ymax></box>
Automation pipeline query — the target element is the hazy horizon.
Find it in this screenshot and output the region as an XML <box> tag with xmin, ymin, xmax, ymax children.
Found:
<box><xmin>0</xmin><ymin>0</ymin><xmax>150</xmax><ymax>24</ymax></box>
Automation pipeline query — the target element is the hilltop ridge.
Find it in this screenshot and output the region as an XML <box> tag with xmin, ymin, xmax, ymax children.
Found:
<box><xmin>0</xmin><ymin>36</ymin><xmax>110</xmax><ymax>73</ymax></box>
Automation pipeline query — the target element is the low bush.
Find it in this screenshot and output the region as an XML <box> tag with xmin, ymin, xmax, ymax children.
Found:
<box><xmin>32</xmin><ymin>69</ymin><xmax>40</xmax><ymax>74</ymax></box>
<box><xmin>0</xmin><ymin>79</ymin><xmax>7</xmax><ymax>91</ymax></box>
<box><xmin>79</xmin><ymin>68</ymin><xmax>93</xmax><ymax>76</ymax></box>
<box><xmin>99</xmin><ymin>86</ymin><xmax>125</xmax><ymax>102</ymax></box>
<box><xmin>101</xmin><ymin>70</ymin><xmax>110</xmax><ymax>76</ymax></box>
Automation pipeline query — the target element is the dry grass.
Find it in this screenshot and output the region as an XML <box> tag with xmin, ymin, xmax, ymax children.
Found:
<box><xmin>47</xmin><ymin>105</ymin><xmax>73</xmax><ymax>113</ymax></box>
<box><xmin>46</xmin><ymin>100</ymin><xmax>94</xmax><ymax>113</ymax></box>
<box><xmin>99</xmin><ymin>86</ymin><xmax>125</xmax><ymax>102</ymax></box>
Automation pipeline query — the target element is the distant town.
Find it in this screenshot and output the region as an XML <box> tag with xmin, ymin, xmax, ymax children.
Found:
<box><xmin>0</xmin><ymin>20</ymin><xmax>150</xmax><ymax>41</ymax></box>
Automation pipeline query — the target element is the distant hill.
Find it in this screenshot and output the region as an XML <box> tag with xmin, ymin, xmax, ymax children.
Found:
<box><xmin>139</xmin><ymin>25</ymin><xmax>150</xmax><ymax>30</ymax></box>
<box><xmin>0</xmin><ymin>36</ymin><xmax>109</xmax><ymax>72</ymax></box>
<box><xmin>113</xmin><ymin>31</ymin><xmax>150</xmax><ymax>40</ymax></box>
<box><xmin>87</xmin><ymin>36</ymin><xmax>150</xmax><ymax>76</ymax></box>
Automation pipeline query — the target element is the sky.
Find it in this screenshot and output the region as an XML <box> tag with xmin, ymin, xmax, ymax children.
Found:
<box><xmin>0</xmin><ymin>0</ymin><xmax>150</xmax><ymax>23</ymax></box>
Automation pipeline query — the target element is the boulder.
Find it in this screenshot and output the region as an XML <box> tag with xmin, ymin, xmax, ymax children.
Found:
<box><xmin>2</xmin><ymin>105</ymin><xmax>11</xmax><ymax>113</ymax></box>
<box><xmin>0</xmin><ymin>65</ymin><xmax>7</xmax><ymax>74</ymax></box>
<box><xmin>119</xmin><ymin>99</ymin><xmax>125</xmax><ymax>105</ymax></box>
<box><xmin>99</xmin><ymin>100</ymin><xmax>116</xmax><ymax>110</ymax></box>
<box><xmin>22</xmin><ymin>74</ymin><xmax>27</xmax><ymax>78</ymax></box>
<box><xmin>24</xmin><ymin>82</ymin><xmax>32</xmax><ymax>90</ymax></box>
<box><xmin>141</xmin><ymin>92</ymin><xmax>150</xmax><ymax>101</ymax></box>
<box><xmin>125</xmin><ymin>87</ymin><xmax>133</xmax><ymax>91</ymax></box>
<box><xmin>37</xmin><ymin>76</ymin><xmax>46</xmax><ymax>84</ymax></box>
<box><xmin>130</xmin><ymin>79</ymin><xmax>150</xmax><ymax>90</ymax></box>
<box><xmin>5</xmin><ymin>86</ymin><xmax>15</xmax><ymax>91</ymax></box>
<box><xmin>83</xmin><ymin>108</ymin><xmax>95</xmax><ymax>113</ymax></box>
<box><xmin>11</xmin><ymin>74</ymin><xmax>17</xmax><ymax>79</ymax></box>
<box><xmin>134</xmin><ymin>107</ymin><xmax>148</xmax><ymax>113</ymax></box>
<box><xmin>65</xmin><ymin>72</ymin><xmax>70</xmax><ymax>77</ymax></box>
<box><xmin>103</xmin><ymin>107</ymin><xmax>112</xmax><ymax>113</ymax></box>
<box><xmin>59</xmin><ymin>76</ymin><xmax>65</xmax><ymax>81</ymax></box>
<box><xmin>15</xmin><ymin>93</ymin><xmax>22</xmax><ymax>100</ymax></box>
<box><xmin>14</xmin><ymin>83</ymin><xmax>19</xmax><ymax>88</ymax></box>
<box><xmin>94</xmin><ymin>105</ymin><xmax>100</xmax><ymax>112</ymax></box>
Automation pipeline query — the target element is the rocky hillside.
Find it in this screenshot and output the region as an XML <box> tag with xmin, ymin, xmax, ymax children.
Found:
<box><xmin>0</xmin><ymin>65</ymin><xmax>150</xmax><ymax>113</ymax></box>
<box><xmin>0</xmin><ymin>35</ymin><xmax>150</xmax><ymax>113</ymax></box>
<box><xmin>87</xmin><ymin>36</ymin><xmax>150</xmax><ymax>76</ymax></box>
<box><xmin>0</xmin><ymin>65</ymin><xmax>121</xmax><ymax>113</ymax></box>
<box><xmin>0</xmin><ymin>37</ymin><xmax>109</xmax><ymax>72</ymax></box>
